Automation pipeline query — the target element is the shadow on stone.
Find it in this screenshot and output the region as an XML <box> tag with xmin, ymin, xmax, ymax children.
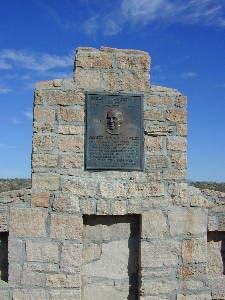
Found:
<box><xmin>0</xmin><ymin>232</ymin><xmax>8</xmax><ymax>282</ymax></box>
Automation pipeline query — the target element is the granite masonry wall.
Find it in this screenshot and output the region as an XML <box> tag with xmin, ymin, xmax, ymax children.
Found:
<box><xmin>0</xmin><ymin>46</ymin><xmax>223</xmax><ymax>299</ymax></box>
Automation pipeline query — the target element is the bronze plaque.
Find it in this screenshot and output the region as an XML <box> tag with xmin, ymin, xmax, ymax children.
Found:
<box><xmin>85</xmin><ymin>93</ymin><xmax>144</xmax><ymax>170</ymax></box>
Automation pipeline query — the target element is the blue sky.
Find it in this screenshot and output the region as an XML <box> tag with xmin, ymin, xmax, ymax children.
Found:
<box><xmin>0</xmin><ymin>0</ymin><xmax>224</xmax><ymax>181</ymax></box>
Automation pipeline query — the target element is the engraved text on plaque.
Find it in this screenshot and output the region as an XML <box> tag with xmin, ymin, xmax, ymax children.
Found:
<box><xmin>85</xmin><ymin>93</ymin><xmax>144</xmax><ymax>170</ymax></box>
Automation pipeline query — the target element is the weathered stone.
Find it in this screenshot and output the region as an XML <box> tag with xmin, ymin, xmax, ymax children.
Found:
<box><xmin>46</xmin><ymin>273</ymin><xmax>80</xmax><ymax>288</ymax></box>
<box><xmin>163</xmin><ymin>169</ymin><xmax>186</xmax><ymax>180</ymax></box>
<box><xmin>145</xmin><ymin>136</ymin><xmax>163</xmax><ymax>152</ymax></box>
<box><xmin>32</xmin><ymin>174</ymin><xmax>59</xmax><ymax>191</ymax></box>
<box><xmin>145</xmin><ymin>124</ymin><xmax>173</xmax><ymax>136</ymax></box>
<box><xmin>142</xmin><ymin>279</ymin><xmax>177</xmax><ymax>295</ymax></box>
<box><xmin>31</xmin><ymin>192</ymin><xmax>50</xmax><ymax>208</ymax></box>
<box><xmin>99</xmin><ymin>182</ymin><xmax>126</xmax><ymax>199</ymax></box>
<box><xmin>9</xmin><ymin>262</ymin><xmax>21</xmax><ymax>284</ymax></box>
<box><xmin>147</xmin><ymin>94</ymin><xmax>173</xmax><ymax>107</ymax></box>
<box><xmin>32</xmin><ymin>135</ymin><xmax>54</xmax><ymax>150</ymax></box>
<box><xmin>52</xmin><ymin>194</ymin><xmax>80</xmax><ymax>213</ymax></box>
<box><xmin>32</xmin><ymin>153</ymin><xmax>58</xmax><ymax>168</ymax></box>
<box><xmin>167</xmin><ymin>110</ymin><xmax>187</xmax><ymax>123</ymax></box>
<box><xmin>146</xmin><ymin>155</ymin><xmax>169</xmax><ymax>169</ymax></box>
<box><xmin>10</xmin><ymin>208</ymin><xmax>47</xmax><ymax>237</ymax></box>
<box><xmin>168</xmin><ymin>208</ymin><xmax>207</xmax><ymax>236</ymax></box>
<box><xmin>13</xmin><ymin>289</ymin><xmax>47</xmax><ymax>300</ymax></box>
<box><xmin>142</xmin><ymin>210</ymin><xmax>167</xmax><ymax>238</ymax></box>
<box><xmin>115</xmin><ymin>53</ymin><xmax>150</xmax><ymax>71</ymax></box>
<box><xmin>48</xmin><ymin>90</ymin><xmax>85</xmax><ymax>106</ymax></box>
<box><xmin>34</xmin><ymin>107</ymin><xmax>55</xmax><ymax>122</ymax></box>
<box><xmin>26</xmin><ymin>240</ymin><xmax>59</xmax><ymax>263</ymax></box>
<box><xmin>62</xmin><ymin>178</ymin><xmax>97</xmax><ymax>197</ymax></box>
<box><xmin>8</xmin><ymin>239</ymin><xmax>23</xmax><ymax>262</ymax></box>
<box><xmin>96</xmin><ymin>199</ymin><xmax>110</xmax><ymax>215</ymax></box>
<box><xmin>0</xmin><ymin>208</ymin><xmax>8</xmax><ymax>231</ymax></box>
<box><xmin>177</xmin><ymin>264</ymin><xmax>207</xmax><ymax>278</ymax></box>
<box><xmin>171</xmin><ymin>152</ymin><xmax>187</xmax><ymax>170</ymax></box>
<box><xmin>59</xmin><ymin>135</ymin><xmax>83</xmax><ymax>152</ymax></box>
<box><xmin>83</xmin><ymin>243</ymin><xmax>101</xmax><ymax>263</ymax></box>
<box><xmin>60</xmin><ymin>242</ymin><xmax>82</xmax><ymax>272</ymax></box>
<box><xmin>174</xmin><ymin>95</ymin><xmax>187</xmax><ymax>108</ymax></box>
<box><xmin>167</xmin><ymin>136</ymin><xmax>186</xmax><ymax>151</ymax></box>
<box><xmin>60</xmin><ymin>154</ymin><xmax>83</xmax><ymax>169</ymax></box>
<box><xmin>177</xmin><ymin>123</ymin><xmax>187</xmax><ymax>136</ymax></box>
<box><xmin>182</xmin><ymin>237</ymin><xmax>207</xmax><ymax>263</ymax></box>
<box><xmin>58</xmin><ymin>108</ymin><xmax>84</xmax><ymax>122</ymax></box>
<box><xmin>21</xmin><ymin>268</ymin><xmax>46</xmax><ymax>287</ymax></box>
<box><xmin>111</xmin><ymin>200</ymin><xmax>127</xmax><ymax>215</ymax></box>
<box><xmin>177</xmin><ymin>294</ymin><xmax>211</xmax><ymax>300</ymax></box>
<box><xmin>76</xmin><ymin>51</ymin><xmax>113</xmax><ymax>69</ymax></box>
<box><xmin>128</xmin><ymin>182</ymin><xmax>164</xmax><ymax>197</ymax></box>
<box><xmin>49</xmin><ymin>289</ymin><xmax>80</xmax><ymax>300</ymax></box>
<box><xmin>144</xmin><ymin>109</ymin><xmax>164</xmax><ymax>121</ymax></box>
<box><xmin>58</xmin><ymin>125</ymin><xmax>84</xmax><ymax>135</ymax></box>
<box><xmin>50</xmin><ymin>213</ymin><xmax>82</xmax><ymax>241</ymax></box>
<box><xmin>141</xmin><ymin>240</ymin><xmax>180</xmax><ymax>267</ymax></box>
<box><xmin>0</xmin><ymin>290</ymin><xmax>10</xmax><ymax>300</ymax></box>
<box><xmin>82</xmin><ymin>283</ymin><xmax>128</xmax><ymax>300</ymax></box>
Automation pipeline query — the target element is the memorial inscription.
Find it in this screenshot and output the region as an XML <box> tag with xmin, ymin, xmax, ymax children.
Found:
<box><xmin>85</xmin><ymin>93</ymin><xmax>144</xmax><ymax>170</ymax></box>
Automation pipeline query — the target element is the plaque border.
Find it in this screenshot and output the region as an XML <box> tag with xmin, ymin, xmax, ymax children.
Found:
<box><xmin>84</xmin><ymin>92</ymin><xmax>144</xmax><ymax>171</ymax></box>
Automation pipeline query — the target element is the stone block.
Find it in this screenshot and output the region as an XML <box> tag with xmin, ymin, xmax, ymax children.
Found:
<box><xmin>13</xmin><ymin>289</ymin><xmax>47</xmax><ymax>300</ymax></box>
<box><xmin>146</xmin><ymin>155</ymin><xmax>169</xmax><ymax>169</ymax></box>
<box><xmin>182</xmin><ymin>237</ymin><xmax>207</xmax><ymax>263</ymax></box>
<box><xmin>60</xmin><ymin>154</ymin><xmax>83</xmax><ymax>169</ymax></box>
<box><xmin>144</xmin><ymin>123</ymin><xmax>173</xmax><ymax>136</ymax></box>
<box><xmin>52</xmin><ymin>194</ymin><xmax>80</xmax><ymax>213</ymax></box>
<box><xmin>33</xmin><ymin>121</ymin><xmax>54</xmax><ymax>133</ymax></box>
<box><xmin>49</xmin><ymin>289</ymin><xmax>80</xmax><ymax>300</ymax></box>
<box><xmin>171</xmin><ymin>152</ymin><xmax>187</xmax><ymax>170</ymax></box>
<box><xmin>111</xmin><ymin>200</ymin><xmax>127</xmax><ymax>215</ymax></box>
<box><xmin>167</xmin><ymin>136</ymin><xmax>186</xmax><ymax>151</ymax></box>
<box><xmin>59</xmin><ymin>135</ymin><xmax>83</xmax><ymax>152</ymax></box>
<box><xmin>10</xmin><ymin>208</ymin><xmax>47</xmax><ymax>238</ymax></box>
<box><xmin>174</xmin><ymin>95</ymin><xmax>187</xmax><ymax>108</ymax></box>
<box><xmin>34</xmin><ymin>107</ymin><xmax>55</xmax><ymax>122</ymax></box>
<box><xmin>167</xmin><ymin>110</ymin><xmax>187</xmax><ymax>123</ymax></box>
<box><xmin>0</xmin><ymin>208</ymin><xmax>8</xmax><ymax>231</ymax></box>
<box><xmin>141</xmin><ymin>240</ymin><xmax>180</xmax><ymax>268</ymax></box>
<box><xmin>82</xmin><ymin>283</ymin><xmax>129</xmax><ymax>300</ymax></box>
<box><xmin>96</xmin><ymin>199</ymin><xmax>110</xmax><ymax>215</ymax></box>
<box><xmin>60</xmin><ymin>242</ymin><xmax>82</xmax><ymax>272</ymax></box>
<box><xmin>177</xmin><ymin>123</ymin><xmax>188</xmax><ymax>136</ymax></box>
<box><xmin>83</xmin><ymin>243</ymin><xmax>101</xmax><ymax>263</ymax></box>
<box><xmin>9</xmin><ymin>262</ymin><xmax>21</xmax><ymax>284</ymax></box>
<box><xmin>128</xmin><ymin>182</ymin><xmax>164</xmax><ymax>197</ymax></box>
<box><xmin>50</xmin><ymin>213</ymin><xmax>82</xmax><ymax>241</ymax></box>
<box><xmin>0</xmin><ymin>290</ymin><xmax>10</xmax><ymax>300</ymax></box>
<box><xmin>32</xmin><ymin>135</ymin><xmax>54</xmax><ymax>151</ymax></box>
<box><xmin>21</xmin><ymin>268</ymin><xmax>46</xmax><ymax>287</ymax></box>
<box><xmin>177</xmin><ymin>264</ymin><xmax>207</xmax><ymax>279</ymax></box>
<box><xmin>142</xmin><ymin>279</ymin><xmax>177</xmax><ymax>295</ymax></box>
<box><xmin>58</xmin><ymin>125</ymin><xmax>84</xmax><ymax>135</ymax></box>
<box><xmin>31</xmin><ymin>192</ymin><xmax>50</xmax><ymax>208</ymax></box>
<box><xmin>32</xmin><ymin>174</ymin><xmax>59</xmax><ymax>191</ymax></box>
<box><xmin>147</xmin><ymin>94</ymin><xmax>173</xmax><ymax>107</ymax></box>
<box><xmin>26</xmin><ymin>240</ymin><xmax>59</xmax><ymax>263</ymax></box>
<box><xmin>142</xmin><ymin>210</ymin><xmax>167</xmax><ymax>238</ymax></box>
<box><xmin>99</xmin><ymin>182</ymin><xmax>126</xmax><ymax>199</ymax></box>
<box><xmin>163</xmin><ymin>169</ymin><xmax>186</xmax><ymax>180</ymax></box>
<box><xmin>114</xmin><ymin>53</ymin><xmax>150</xmax><ymax>72</ymax></box>
<box><xmin>8</xmin><ymin>238</ymin><xmax>23</xmax><ymax>262</ymax></box>
<box><xmin>144</xmin><ymin>136</ymin><xmax>163</xmax><ymax>152</ymax></box>
<box><xmin>32</xmin><ymin>154</ymin><xmax>58</xmax><ymax>168</ymax></box>
<box><xmin>168</xmin><ymin>208</ymin><xmax>207</xmax><ymax>236</ymax></box>
<box><xmin>62</xmin><ymin>178</ymin><xmax>97</xmax><ymax>197</ymax></box>
<box><xmin>75</xmin><ymin>51</ymin><xmax>113</xmax><ymax>69</ymax></box>
<box><xmin>47</xmin><ymin>90</ymin><xmax>85</xmax><ymax>106</ymax></box>
<box><xmin>58</xmin><ymin>108</ymin><xmax>84</xmax><ymax>122</ymax></box>
<box><xmin>144</xmin><ymin>109</ymin><xmax>164</xmax><ymax>121</ymax></box>
<box><xmin>46</xmin><ymin>273</ymin><xmax>80</xmax><ymax>288</ymax></box>
<box><xmin>34</xmin><ymin>90</ymin><xmax>45</xmax><ymax>105</ymax></box>
<box><xmin>177</xmin><ymin>294</ymin><xmax>211</xmax><ymax>300</ymax></box>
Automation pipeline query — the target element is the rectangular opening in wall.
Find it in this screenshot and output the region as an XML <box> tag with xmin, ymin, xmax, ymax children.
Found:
<box><xmin>0</xmin><ymin>232</ymin><xmax>8</xmax><ymax>282</ymax></box>
<box><xmin>207</xmin><ymin>231</ymin><xmax>225</xmax><ymax>299</ymax></box>
<box><xmin>82</xmin><ymin>215</ymin><xmax>141</xmax><ymax>300</ymax></box>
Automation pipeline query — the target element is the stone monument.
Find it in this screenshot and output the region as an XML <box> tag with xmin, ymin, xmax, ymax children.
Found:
<box><xmin>0</xmin><ymin>47</ymin><xmax>217</xmax><ymax>299</ymax></box>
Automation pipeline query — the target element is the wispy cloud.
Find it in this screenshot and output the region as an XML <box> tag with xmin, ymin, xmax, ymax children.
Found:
<box><xmin>0</xmin><ymin>143</ymin><xmax>16</xmax><ymax>150</ymax></box>
<box><xmin>0</xmin><ymin>60</ymin><xmax>12</xmax><ymax>70</ymax></box>
<box><xmin>23</xmin><ymin>110</ymin><xmax>33</xmax><ymax>120</ymax></box>
<box><xmin>0</xmin><ymin>87</ymin><xmax>12</xmax><ymax>94</ymax></box>
<box><xmin>83</xmin><ymin>0</ymin><xmax>225</xmax><ymax>36</ymax></box>
<box><xmin>181</xmin><ymin>71</ymin><xmax>198</xmax><ymax>79</ymax></box>
<box><xmin>121</xmin><ymin>0</ymin><xmax>225</xmax><ymax>27</ymax></box>
<box><xmin>0</xmin><ymin>49</ymin><xmax>73</xmax><ymax>72</ymax></box>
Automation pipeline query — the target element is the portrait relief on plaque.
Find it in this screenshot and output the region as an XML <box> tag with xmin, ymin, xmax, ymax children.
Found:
<box><xmin>85</xmin><ymin>93</ymin><xmax>144</xmax><ymax>171</ymax></box>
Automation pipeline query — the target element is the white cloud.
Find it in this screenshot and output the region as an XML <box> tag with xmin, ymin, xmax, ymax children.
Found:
<box><xmin>0</xmin><ymin>60</ymin><xmax>12</xmax><ymax>70</ymax></box>
<box><xmin>121</xmin><ymin>0</ymin><xmax>225</xmax><ymax>27</ymax></box>
<box><xmin>0</xmin><ymin>87</ymin><xmax>12</xmax><ymax>94</ymax></box>
<box><xmin>0</xmin><ymin>49</ymin><xmax>73</xmax><ymax>72</ymax></box>
<box><xmin>181</xmin><ymin>71</ymin><xmax>198</xmax><ymax>78</ymax></box>
<box><xmin>23</xmin><ymin>110</ymin><xmax>33</xmax><ymax>120</ymax></box>
<box><xmin>83</xmin><ymin>17</ymin><xmax>99</xmax><ymax>36</ymax></box>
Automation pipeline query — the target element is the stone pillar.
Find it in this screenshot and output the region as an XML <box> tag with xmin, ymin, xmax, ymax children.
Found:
<box><xmin>6</xmin><ymin>47</ymin><xmax>211</xmax><ymax>299</ymax></box>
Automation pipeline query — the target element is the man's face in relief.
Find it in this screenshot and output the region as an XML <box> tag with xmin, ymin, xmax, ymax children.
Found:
<box><xmin>106</xmin><ymin>109</ymin><xmax>123</xmax><ymax>135</ymax></box>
